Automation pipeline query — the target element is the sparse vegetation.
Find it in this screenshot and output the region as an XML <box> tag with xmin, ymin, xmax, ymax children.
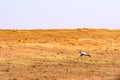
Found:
<box><xmin>0</xmin><ymin>29</ymin><xmax>120</xmax><ymax>80</ymax></box>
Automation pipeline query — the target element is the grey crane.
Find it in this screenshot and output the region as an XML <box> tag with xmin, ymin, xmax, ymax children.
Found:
<box><xmin>79</xmin><ymin>51</ymin><xmax>91</xmax><ymax>57</ymax></box>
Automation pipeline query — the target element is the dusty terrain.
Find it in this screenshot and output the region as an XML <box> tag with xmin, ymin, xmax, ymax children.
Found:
<box><xmin>0</xmin><ymin>29</ymin><xmax>120</xmax><ymax>80</ymax></box>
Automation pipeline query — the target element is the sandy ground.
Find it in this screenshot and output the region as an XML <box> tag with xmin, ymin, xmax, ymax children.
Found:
<box><xmin>0</xmin><ymin>29</ymin><xmax>120</xmax><ymax>80</ymax></box>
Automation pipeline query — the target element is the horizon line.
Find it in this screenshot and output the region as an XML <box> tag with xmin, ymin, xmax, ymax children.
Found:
<box><xmin>0</xmin><ymin>28</ymin><xmax>120</xmax><ymax>30</ymax></box>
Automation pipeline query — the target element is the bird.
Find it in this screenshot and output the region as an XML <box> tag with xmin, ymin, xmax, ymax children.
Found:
<box><xmin>79</xmin><ymin>51</ymin><xmax>91</xmax><ymax>57</ymax></box>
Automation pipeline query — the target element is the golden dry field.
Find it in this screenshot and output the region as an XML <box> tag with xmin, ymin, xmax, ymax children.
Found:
<box><xmin>0</xmin><ymin>29</ymin><xmax>120</xmax><ymax>80</ymax></box>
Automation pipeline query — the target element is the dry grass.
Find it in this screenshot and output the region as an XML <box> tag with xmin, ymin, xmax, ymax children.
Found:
<box><xmin>0</xmin><ymin>29</ymin><xmax>120</xmax><ymax>80</ymax></box>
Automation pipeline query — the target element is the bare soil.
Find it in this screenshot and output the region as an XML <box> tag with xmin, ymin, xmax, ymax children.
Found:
<box><xmin>0</xmin><ymin>29</ymin><xmax>120</xmax><ymax>80</ymax></box>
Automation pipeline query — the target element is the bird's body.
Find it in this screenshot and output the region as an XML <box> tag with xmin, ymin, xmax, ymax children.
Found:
<box><xmin>79</xmin><ymin>52</ymin><xmax>91</xmax><ymax>57</ymax></box>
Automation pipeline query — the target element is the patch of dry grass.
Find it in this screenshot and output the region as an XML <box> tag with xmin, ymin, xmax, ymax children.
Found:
<box><xmin>0</xmin><ymin>29</ymin><xmax>120</xmax><ymax>80</ymax></box>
